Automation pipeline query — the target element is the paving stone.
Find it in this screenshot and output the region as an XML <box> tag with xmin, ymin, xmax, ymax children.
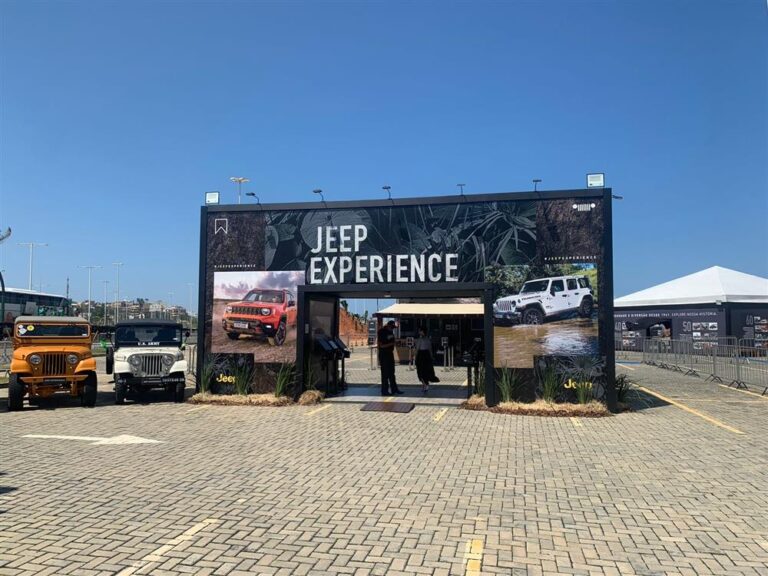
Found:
<box><xmin>0</xmin><ymin>365</ymin><xmax>766</xmax><ymax>575</ymax></box>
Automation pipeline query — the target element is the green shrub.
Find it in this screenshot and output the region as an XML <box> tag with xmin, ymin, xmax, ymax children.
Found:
<box><xmin>275</xmin><ymin>362</ymin><xmax>295</xmax><ymax>398</ymax></box>
<box><xmin>303</xmin><ymin>359</ymin><xmax>317</xmax><ymax>391</ymax></box>
<box><xmin>232</xmin><ymin>360</ymin><xmax>255</xmax><ymax>395</ymax></box>
<box><xmin>541</xmin><ymin>366</ymin><xmax>561</xmax><ymax>403</ymax></box>
<box><xmin>199</xmin><ymin>353</ymin><xmax>220</xmax><ymax>394</ymax></box>
<box><xmin>615</xmin><ymin>373</ymin><xmax>632</xmax><ymax>403</ymax></box>
<box><xmin>497</xmin><ymin>367</ymin><xmax>521</xmax><ymax>403</ymax></box>
<box><xmin>474</xmin><ymin>364</ymin><xmax>485</xmax><ymax>396</ymax></box>
<box><xmin>573</xmin><ymin>380</ymin><xmax>593</xmax><ymax>404</ymax></box>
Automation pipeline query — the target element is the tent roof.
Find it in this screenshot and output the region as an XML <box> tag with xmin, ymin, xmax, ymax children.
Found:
<box><xmin>374</xmin><ymin>303</ymin><xmax>484</xmax><ymax>316</ymax></box>
<box><xmin>615</xmin><ymin>266</ymin><xmax>768</xmax><ymax>308</ymax></box>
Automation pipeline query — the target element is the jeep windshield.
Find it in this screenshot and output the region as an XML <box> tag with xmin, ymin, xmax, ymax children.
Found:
<box><xmin>520</xmin><ymin>280</ymin><xmax>549</xmax><ymax>294</ymax></box>
<box><xmin>15</xmin><ymin>323</ymin><xmax>90</xmax><ymax>338</ymax></box>
<box><xmin>115</xmin><ymin>325</ymin><xmax>182</xmax><ymax>347</ymax></box>
<box><xmin>243</xmin><ymin>290</ymin><xmax>284</xmax><ymax>304</ymax></box>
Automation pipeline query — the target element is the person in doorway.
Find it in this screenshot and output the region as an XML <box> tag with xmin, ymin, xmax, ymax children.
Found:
<box><xmin>415</xmin><ymin>327</ymin><xmax>437</xmax><ymax>394</ymax></box>
<box><xmin>378</xmin><ymin>320</ymin><xmax>403</xmax><ymax>396</ymax></box>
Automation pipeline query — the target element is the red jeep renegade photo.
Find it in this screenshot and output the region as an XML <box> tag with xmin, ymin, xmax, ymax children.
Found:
<box><xmin>222</xmin><ymin>289</ymin><xmax>297</xmax><ymax>346</ymax></box>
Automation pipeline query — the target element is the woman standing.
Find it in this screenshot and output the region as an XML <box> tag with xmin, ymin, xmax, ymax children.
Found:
<box><xmin>415</xmin><ymin>327</ymin><xmax>437</xmax><ymax>394</ymax></box>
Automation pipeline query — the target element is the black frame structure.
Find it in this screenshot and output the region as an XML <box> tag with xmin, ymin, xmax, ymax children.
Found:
<box><xmin>197</xmin><ymin>188</ymin><xmax>617</xmax><ymax>410</ymax></box>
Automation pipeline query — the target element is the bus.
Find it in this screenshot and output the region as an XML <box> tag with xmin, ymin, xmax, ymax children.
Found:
<box><xmin>1</xmin><ymin>287</ymin><xmax>71</xmax><ymax>323</ymax></box>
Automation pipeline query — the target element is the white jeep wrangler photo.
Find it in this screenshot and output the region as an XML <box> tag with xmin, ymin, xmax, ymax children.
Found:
<box><xmin>107</xmin><ymin>320</ymin><xmax>189</xmax><ymax>404</ymax></box>
<box><xmin>493</xmin><ymin>275</ymin><xmax>594</xmax><ymax>326</ymax></box>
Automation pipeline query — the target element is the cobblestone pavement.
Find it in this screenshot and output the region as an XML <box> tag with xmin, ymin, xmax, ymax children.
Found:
<box><xmin>1</xmin><ymin>363</ymin><xmax>767</xmax><ymax>575</ymax></box>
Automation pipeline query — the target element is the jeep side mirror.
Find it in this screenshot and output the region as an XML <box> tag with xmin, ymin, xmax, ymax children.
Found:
<box><xmin>550</xmin><ymin>287</ymin><xmax>556</xmax><ymax>296</ymax></box>
<box><xmin>185</xmin><ymin>330</ymin><xmax>191</xmax><ymax>338</ymax></box>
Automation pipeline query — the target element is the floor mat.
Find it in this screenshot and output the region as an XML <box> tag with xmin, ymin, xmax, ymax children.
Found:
<box><xmin>360</xmin><ymin>402</ymin><xmax>415</xmax><ymax>413</ymax></box>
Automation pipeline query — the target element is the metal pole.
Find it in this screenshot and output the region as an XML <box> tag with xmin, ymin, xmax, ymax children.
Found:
<box><xmin>102</xmin><ymin>280</ymin><xmax>109</xmax><ymax>325</ymax></box>
<box><xmin>88</xmin><ymin>268</ymin><xmax>92</xmax><ymax>321</ymax></box>
<box><xmin>113</xmin><ymin>262</ymin><xmax>123</xmax><ymax>322</ymax></box>
<box><xmin>79</xmin><ymin>265</ymin><xmax>101</xmax><ymax>322</ymax></box>
<box><xmin>18</xmin><ymin>242</ymin><xmax>48</xmax><ymax>290</ymax></box>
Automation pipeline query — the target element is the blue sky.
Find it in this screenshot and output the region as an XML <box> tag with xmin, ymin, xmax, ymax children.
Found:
<box><xmin>1</xmin><ymin>0</ymin><xmax>765</xmax><ymax>311</ymax></box>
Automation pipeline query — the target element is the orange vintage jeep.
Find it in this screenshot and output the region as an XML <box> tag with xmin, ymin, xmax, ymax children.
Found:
<box><xmin>222</xmin><ymin>288</ymin><xmax>297</xmax><ymax>346</ymax></box>
<box><xmin>7</xmin><ymin>316</ymin><xmax>98</xmax><ymax>411</ymax></box>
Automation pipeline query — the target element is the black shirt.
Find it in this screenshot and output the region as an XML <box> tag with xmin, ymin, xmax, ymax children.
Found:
<box><xmin>377</xmin><ymin>327</ymin><xmax>395</xmax><ymax>359</ymax></box>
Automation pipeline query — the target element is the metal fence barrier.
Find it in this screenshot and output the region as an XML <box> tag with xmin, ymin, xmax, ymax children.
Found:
<box><xmin>619</xmin><ymin>338</ymin><xmax>768</xmax><ymax>395</ymax></box>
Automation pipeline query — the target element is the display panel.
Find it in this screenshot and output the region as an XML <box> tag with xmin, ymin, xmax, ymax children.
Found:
<box><xmin>201</xmin><ymin>191</ymin><xmax>611</xmax><ymax>376</ymax></box>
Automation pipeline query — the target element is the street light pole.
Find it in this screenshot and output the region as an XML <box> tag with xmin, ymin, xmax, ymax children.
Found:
<box><xmin>186</xmin><ymin>282</ymin><xmax>193</xmax><ymax>325</ymax></box>
<box><xmin>230</xmin><ymin>176</ymin><xmax>250</xmax><ymax>205</ymax></box>
<box><xmin>0</xmin><ymin>227</ymin><xmax>11</xmax><ymax>331</ymax></box>
<box><xmin>18</xmin><ymin>241</ymin><xmax>48</xmax><ymax>290</ymax></box>
<box><xmin>168</xmin><ymin>291</ymin><xmax>174</xmax><ymax>320</ymax></box>
<box><xmin>102</xmin><ymin>280</ymin><xmax>110</xmax><ymax>325</ymax></box>
<box><xmin>113</xmin><ymin>262</ymin><xmax>123</xmax><ymax>322</ymax></box>
<box><xmin>79</xmin><ymin>265</ymin><xmax>101</xmax><ymax>322</ymax></box>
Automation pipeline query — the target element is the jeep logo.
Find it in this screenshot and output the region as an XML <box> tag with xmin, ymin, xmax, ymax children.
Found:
<box><xmin>564</xmin><ymin>379</ymin><xmax>592</xmax><ymax>390</ymax></box>
<box><xmin>216</xmin><ymin>374</ymin><xmax>236</xmax><ymax>384</ymax></box>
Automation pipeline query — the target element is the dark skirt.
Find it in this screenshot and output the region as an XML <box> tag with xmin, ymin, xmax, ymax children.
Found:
<box><xmin>415</xmin><ymin>350</ymin><xmax>436</xmax><ymax>384</ymax></box>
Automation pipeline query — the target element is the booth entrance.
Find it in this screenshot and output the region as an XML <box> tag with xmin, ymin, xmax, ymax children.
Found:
<box><xmin>297</xmin><ymin>283</ymin><xmax>498</xmax><ymax>405</ymax></box>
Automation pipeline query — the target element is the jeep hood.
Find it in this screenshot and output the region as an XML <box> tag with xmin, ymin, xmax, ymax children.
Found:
<box><xmin>115</xmin><ymin>346</ymin><xmax>182</xmax><ymax>359</ymax></box>
<box><xmin>14</xmin><ymin>344</ymin><xmax>92</xmax><ymax>359</ymax></box>
<box><xmin>232</xmin><ymin>301</ymin><xmax>279</xmax><ymax>308</ymax></box>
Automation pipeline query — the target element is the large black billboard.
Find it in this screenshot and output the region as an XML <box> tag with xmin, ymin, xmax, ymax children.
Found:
<box><xmin>198</xmin><ymin>189</ymin><xmax>614</xmax><ymax>396</ymax></box>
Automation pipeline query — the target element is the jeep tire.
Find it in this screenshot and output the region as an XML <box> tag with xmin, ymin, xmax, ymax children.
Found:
<box><xmin>115</xmin><ymin>380</ymin><xmax>127</xmax><ymax>404</ymax></box>
<box><xmin>106</xmin><ymin>348</ymin><xmax>114</xmax><ymax>375</ymax></box>
<box><xmin>522</xmin><ymin>307</ymin><xmax>544</xmax><ymax>325</ymax></box>
<box><xmin>8</xmin><ymin>374</ymin><xmax>24</xmax><ymax>411</ymax></box>
<box><xmin>174</xmin><ymin>381</ymin><xmax>186</xmax><ymax>403</ymax></box>
<box><xmin>81</xmin><ymin>373</ymin><xmax>98</xmax><ymax>408</ymax></box>
<box><xmin>271</xmin><ymin>319</ymin><xmax>287</xmax><ymax>347</ymax></box>
<box><xmin>226</xmin><ymin>332</ymin><xmax>239</xmax><ymax>340</ymax></box>
<box><xmin>578</xmin><ymin>297</ymin><xmax>593</xmax><ymax>318</ymax></box>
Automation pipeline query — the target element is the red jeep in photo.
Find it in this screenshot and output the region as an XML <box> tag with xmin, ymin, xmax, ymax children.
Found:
<box><xmin>222</xmin><ymin>289</ymin><xmax>297</xmax><ymax>346</ymax></box>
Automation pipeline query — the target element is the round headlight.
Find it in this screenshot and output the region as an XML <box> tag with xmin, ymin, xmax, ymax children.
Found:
<box><xmin>129</xmin><ymin>355</ymin><xmax>142</xmax><ymax>367</ymax></box>
<box><xmin>261</xmin><ymin>308</ymin><xmax>271</xmax><ymax>315</ymax></box>
<box><xmin>66</xmin><ymin>353</ymin><xmax>79</xmax><ymax>365</ymax></box>
<box><xmin>225</xmin><ymin>306</ymin><xmax>232</xmax><ymax>313</ymax></box>
<box><xmin>28</xmin><ymin>354</ymin><xmax>42</xmax><ymax>366</ymax></box>
<box><xmin>162</xmin><ymin>354</ymin><xmax>174</xmax><ymax>367</ymax></box>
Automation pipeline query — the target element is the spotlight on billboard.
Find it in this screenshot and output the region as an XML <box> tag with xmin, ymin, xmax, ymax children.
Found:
<box><xmin>205</xmin><ymin>191</ymin><xmax>220</xmax><ymax>205</ymax></box>
<box><xmin>587</xmin><ymin>173</ymin><xmax>605</xmax><ymax>188</ymax></box>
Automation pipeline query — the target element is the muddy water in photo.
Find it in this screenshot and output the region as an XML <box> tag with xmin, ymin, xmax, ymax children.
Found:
<box><xmin>494</xmin><ymin>317</ymin><xmax>599</xmax><ymax>368</ymax></box>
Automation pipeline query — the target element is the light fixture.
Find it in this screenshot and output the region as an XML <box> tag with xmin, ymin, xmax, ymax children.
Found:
<box><xmin>205</xmin><ymin>191</ymin><xmax>220</xmax><ymax>205</ymax></box>
<box><xmin>245</xmin><ymin>191</ymin><xmax>262</xmax><ymax>208</ymax></box>
<box><xmin>230</xmin><ymin>176</ymin><xmax>250</xmax><ymax>204</ymax></box>
<box><xmin>532</xmin><ymin>179</ymin><xmax>542</xmax><ymax>192</ymax></box>
<box><xmin>587</xmin><ymin>173</ymin><xmax>605</xmax><ymax>188</ymax></box>
<box><xmin>382</xmin><ymin>185</ymin><xmax>392</xmax><ymax>202</ymax></box>
<box><xmin>313</xmin><ymin>189</ymin><xmax>327</xmax><ymax>208</ymax></box>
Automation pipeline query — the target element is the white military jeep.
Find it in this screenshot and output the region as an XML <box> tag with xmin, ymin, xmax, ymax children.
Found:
<box><xmin>107</xmin><ymin>320</ymin><xmax>189</xmax><ymax>404</ymax></box>
<box><xmin>493</xmin><ymin>275</ymin><xmax>594</xmax><ymax>325</ymax></box>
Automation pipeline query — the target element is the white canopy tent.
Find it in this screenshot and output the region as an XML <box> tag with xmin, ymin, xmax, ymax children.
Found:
<box><xmin>615</xmin><ymin>266</ymin><xmax>768</xmax><ymax>308</ymax></box>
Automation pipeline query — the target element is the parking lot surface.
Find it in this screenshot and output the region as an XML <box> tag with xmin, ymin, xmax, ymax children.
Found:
<box><xmin>1</xmin><ymin>364</ymin><xmax>767</xmax><ymax>575</ymax></box>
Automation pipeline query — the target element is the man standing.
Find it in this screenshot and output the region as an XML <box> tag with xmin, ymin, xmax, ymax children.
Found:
<box><xmin>378</xmin><ymin>320</ymin><xmax>403</xmax><ymax>396</ymax></box>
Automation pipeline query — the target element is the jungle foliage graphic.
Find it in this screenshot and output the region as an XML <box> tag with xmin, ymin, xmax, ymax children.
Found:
<box><xmin>265</xmin><ymin>200</ymin><xmax>538</xmax><ymax>282</ymax></box>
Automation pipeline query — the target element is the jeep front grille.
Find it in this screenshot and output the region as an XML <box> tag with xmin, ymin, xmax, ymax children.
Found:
<box><xmin>140</xmin><ymin>355</ymin><xmax>164</xmax><ymax>377</ymax></box>
<box><xmin>231</xmin><ymin>306</ymin><xmax>269</xmax><ymax>316</ymax></box>
<box><xmin>496</xmin><ymin>301</ymin><xmax>515</xmax><ymax>312</ymax></box>
<box><xmin>43</xmin><ymin>353</ymin><xmax>67</xmax><ymax>376</ymax></box>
